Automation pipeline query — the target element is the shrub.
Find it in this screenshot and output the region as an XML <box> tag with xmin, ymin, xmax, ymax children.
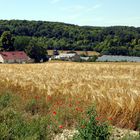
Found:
<box><xmin>73</xmin><ymin>106</ymin><xmax>111</xmax><ymax>140</ymax></box>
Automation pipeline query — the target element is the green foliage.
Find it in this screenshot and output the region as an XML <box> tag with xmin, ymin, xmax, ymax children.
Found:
<box><xmin>0</xmin><ymin>20</ymin><xmax>140</xmax><ymax>56</ymax></box>
<box><xmin>0</xmin><ymin>31</ymin><xmax>15</xmax><ymax>51</ymax></box>
<box><xmin>0</xmin><ymin>91</ymin><xmax>112</xmax><ymax>140</ymax></box>
<box><xmin>25</xmin><ymin>96</ymin><xmax>49</xmax><ymax>115</ymax></box>
<box><xmin>0</xmin><ymin>92</ymin><xmax>12</xmax><ymax>110</ymax></box>
<box><xmin>25</xmin><ymin>99</ymin><xmax>39</xmax><ymax>115</ymax></box>
<box><xmin>26</xmin><ymin>38</ymin><xmax>48</xmax><ymax>62</ymax></box>
<box><xmin>14</xmin><ymin>36</ymin><xmax>31</xmax><ymax>51</ymax></box>
<box><xmin>0</xmin><ymin>108</ymin><xmax>51</xmax><ymax>140</ymax></box>
<box><xmin>121</xmin><ymin>134</ymin><xmax>140</xmax><ymax>140</ymax></box>
<box><xmin>73</xmin><ymin>106</ymin><xmax>111</xmax><ymax>140</ymax></box>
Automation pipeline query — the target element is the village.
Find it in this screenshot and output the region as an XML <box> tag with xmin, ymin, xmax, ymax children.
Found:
<box><xmin>0</xmin><ymin>49</ymin><xmax>140</xmax><ymax>63</ymax></box>
<box><xmin>0</xmin><ymin>50</ymin><xmax>96</xmax><ymax>63</ymax></box>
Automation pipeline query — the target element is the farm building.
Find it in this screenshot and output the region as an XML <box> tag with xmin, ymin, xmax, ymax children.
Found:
<box><xmin>96</xmin><ymin>55</ymin><xmax>140</xmax><ymax>62</ymax></box>
<box><xmin>51</xmin><ymin>53</ymin><xmax>81</xmax><ymax>61</ymax></box>
<box><xmin>47</xmin><ymin>50</ymin><xmax>100</xmax><ymax>56</ymax></box>
<box><xmin>0</xmin><ymin>51</ymin><xmax>31</xmax><ymax>63</ymax></box>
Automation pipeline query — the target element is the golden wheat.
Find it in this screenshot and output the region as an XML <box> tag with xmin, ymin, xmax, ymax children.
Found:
<box><xmin>0</xmin><ymin>62</ymin><xmax>140</xmax><ymax>129</ymax></box>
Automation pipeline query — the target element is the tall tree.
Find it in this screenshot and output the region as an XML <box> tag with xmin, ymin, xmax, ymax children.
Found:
<box><xmin>26</xmin><ymin>39</ymin><xmax>48</xmax><ymax>62</ymax></box>
<box><xmin>14</xmin><ymin>36</ymin><xmax>31</xmax><ymax>51</ymax></box>
<box><xmin>1</xmin><ymin>31</ymin><xmax>15</xmax><ymax>51</ymax></box>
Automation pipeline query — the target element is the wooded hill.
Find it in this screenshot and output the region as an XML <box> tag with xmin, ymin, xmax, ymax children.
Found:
<box><xmin>0</xmin><ymin>20</ymin><xmax>140</xmax><ymax>56</ymax></box>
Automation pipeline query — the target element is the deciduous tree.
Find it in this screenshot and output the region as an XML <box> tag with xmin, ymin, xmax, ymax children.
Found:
<box><xmin>1</xmin><ymin>31</ymin><xmax>15</xmax><ymax>51</ymax></box>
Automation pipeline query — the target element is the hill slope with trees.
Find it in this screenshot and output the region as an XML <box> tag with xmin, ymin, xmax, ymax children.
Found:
<box><xmin>0</xmin><ymin>20</ymin><xmax>140</xmax><ymax>56</ymax></box>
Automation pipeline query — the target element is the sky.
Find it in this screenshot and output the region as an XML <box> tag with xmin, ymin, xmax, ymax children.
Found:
<box><xmin>0</xmin><ymin>0</ymin><xmax>140</xmax><ymax>27</ymax></box>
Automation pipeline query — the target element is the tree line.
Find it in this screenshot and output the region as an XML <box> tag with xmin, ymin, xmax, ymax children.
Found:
<box><xmin>0</xmin><ymin>31</ymin><xmax>48</xmax><ymax>62</ymax></box>
<box><xmin>0</xmin><ymin>19</ymin><xmax>140</xmax><ymax>57</ymax></box>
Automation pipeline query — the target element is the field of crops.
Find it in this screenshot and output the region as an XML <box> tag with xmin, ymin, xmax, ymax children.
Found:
<box><xmin>0</xmin><ymin>62</ymin><xmax>140</xmax><ymax>130</ymax></box>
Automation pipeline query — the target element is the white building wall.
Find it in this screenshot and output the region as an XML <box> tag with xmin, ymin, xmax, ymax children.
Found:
<box><xmin>0</xmin><ymin>55</ymin><xmax>4</xmax><ymax>63</ymax></box>
<box><xmin>7</xmin><ymin>59</ymin><xmax>15</xmax><ymax>63</ymax></box>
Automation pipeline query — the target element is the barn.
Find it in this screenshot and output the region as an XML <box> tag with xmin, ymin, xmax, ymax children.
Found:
<box><xmin>52</xmin><ymin>53</ymin><xmax>81</xmax><ymax>61</ymax></box>
<box><xmin>0</xmin><ymin>51</ymin><xmax>30</xmax><ymax>63</ymax></box>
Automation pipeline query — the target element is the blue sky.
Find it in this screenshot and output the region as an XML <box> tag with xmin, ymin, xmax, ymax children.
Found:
<box><xmin>0</xmin><ymin>0</ymin><xmax>140</xmax><ymax>27</ymax></box>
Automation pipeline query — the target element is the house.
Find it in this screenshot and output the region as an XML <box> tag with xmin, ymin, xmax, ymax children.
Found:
<box><xmin>0</xmin><ymin>51</ymin><xmax>31</xmax><ymax>63</ymax></box>
<box><xmin>96</xmin><ymin>55</ymin><xmax>140</xmax><ymax>62</ymax></box>
<box><xmin>51</xmin><ymin>53</ymin><xmax>81</xmax><ymax>61</ymax></box>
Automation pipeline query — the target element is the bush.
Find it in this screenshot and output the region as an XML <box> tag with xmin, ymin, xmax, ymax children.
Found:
<box><xmin>73</xmin><ymin>106</ymin><xmax>111</xmax><ymax>140</ymax></box>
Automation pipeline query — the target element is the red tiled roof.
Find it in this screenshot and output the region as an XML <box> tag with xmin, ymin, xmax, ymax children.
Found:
<box><xmin>0</xmin><ymin>51</ymin><xmax>29</xmax><ymax>60</ymax></box>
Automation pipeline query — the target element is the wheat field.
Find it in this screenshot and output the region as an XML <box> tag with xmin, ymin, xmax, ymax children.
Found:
<box><xmin>0</xmin><ymin>62</ymin><xmax>140</xmax><ymax>129</ymax></box>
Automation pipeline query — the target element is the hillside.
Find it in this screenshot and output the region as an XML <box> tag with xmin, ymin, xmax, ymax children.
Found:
<box><xmin>0</xmin><ymin>20</ymin><xmax>140</xmax><ymax>56</ymax></box>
